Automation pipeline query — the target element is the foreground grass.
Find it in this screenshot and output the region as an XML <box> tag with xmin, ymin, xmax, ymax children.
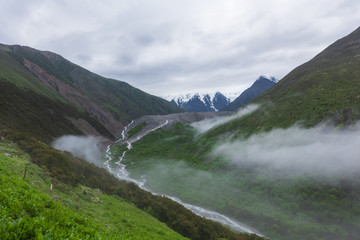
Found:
<box><xmin>0</xmin><ymin>139</ymin><xmax>187</xmax><ymax>240</ymax></box>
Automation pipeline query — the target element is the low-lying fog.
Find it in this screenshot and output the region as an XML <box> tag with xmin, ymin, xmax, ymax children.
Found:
<box><xmin>52</xmin><ymin>135</ymin><xmax>103</xmax><ymax>165</ymax></box>
<box><xmin>51</xmin><ymin>106</ymin><xmax>360</xmax><ymax>240</ymax></box>
<box><xmin>191</xmin><ymin>104</ymin><xmax>259</xmax><ymax>134</ymax></box>
<box><xmin>53</xmin><ymin>104</ymin><xmax>360</xmax><ymax>178</ymax></box>
<box><xmin>212</xmin><ymin>123</ymin><xmax>360</xmax><ymax>176</ymax></box>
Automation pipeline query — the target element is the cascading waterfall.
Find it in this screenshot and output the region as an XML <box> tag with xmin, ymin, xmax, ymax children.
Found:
<box><xmin>104</xmin><ymin>145</ymin><xmax>147</xmax><ymax>188</ymax></box>
<box><xmin>115</xmin><ymin>120</ymin><xmax>134</xmax><ymax>143</ymax></box>
<box><xmin>104</xmin><ymin>120</ymin><xmax>261</xmax><ymax>235</ymax></box>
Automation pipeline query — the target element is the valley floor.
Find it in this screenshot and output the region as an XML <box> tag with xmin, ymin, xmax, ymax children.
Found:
<box><xmin>110</xmin><ymin>116</ymin><xmax>360</xmax><ymax>240</ymax></box>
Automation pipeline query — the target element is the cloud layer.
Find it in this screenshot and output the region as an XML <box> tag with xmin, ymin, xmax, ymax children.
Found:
<box><xmin>191</xmin><ymin>104</ymin><xmax>259</xmax><ymax>134</ymax></box>
<box><xmin>52</xmin><ymin>135</ymin><xmax>102</xmax><ymax>165</ymax></box>
<box><xmin>212</xmin><ymin>123</ymin><xmax>360</xmax><ymax>177</ymax></box>
<box><xmin>1</xmin><ymin>1</ymin><xmax>360</xmax><ymax>95</ymax></box>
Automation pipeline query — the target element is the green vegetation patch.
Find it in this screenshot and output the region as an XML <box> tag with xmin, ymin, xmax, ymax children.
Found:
<box><xmin>0</xmin><ymin>80</ymin><xmax>113</xmax><ymax>143</ymax></box>
<box><xmin>121</xmin><ymin>122</ymin><xmax>360</xmax><ymax>240</ymax></box>
<box><xmin>0</xmin><ymin>139</ymin><xmax>187</xmax><ymax>240</ymax></box>
<box><xmin>127</xmin><ymin>122</ymin><xmax>146</xmax><ymax>138</ymax></box>
<box><xmin>1</xmin><ymin>128</ymin><xmax>264</xmax><ymax>240</ymax></box>
<box><xmin>0</xmin><ymin>141</ymin><xmax>120</xmax><ymax>240</ymax></box>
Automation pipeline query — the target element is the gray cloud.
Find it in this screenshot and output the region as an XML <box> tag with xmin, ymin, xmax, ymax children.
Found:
<box><xmin>1</xmin><ymin>0</ymin><xmax>359</xmax><ymax>96</ymax></box>
<box><xmin>191</xmin><ymin>104</ymin><xmax>259</xmax><ymax>135</ymax></box>
<box><xmin>76</xmin><ymin>54</ymin><xmax>93</xmax><ymax>65</ymax></box>
<box><xmin>212</xmin><ymin>123</ymin><xmax>360</xmax><ymax>177</ymax></box>
<box><xmin>52</xmin><ymin>135</ymin><xmax>103</xmax><ymax>165</ymax></box>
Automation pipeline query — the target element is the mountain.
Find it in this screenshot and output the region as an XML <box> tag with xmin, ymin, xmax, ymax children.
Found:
<box><xmin>116</xmin><ymin>26</ymin><xmax>360</xmax><ymax>240</ymax></box>
<box><xmin>166</xmin><ymin>75</ymin><xmax>277</xmax><ymax>113</ymax></box>
<box><xmin>222</xmin><ymin>75</ymin><xmax>277</xmax><ymax>111</ymax></box>
<box><xmin>0</xmin><ymin>43</ymin><xmax>263</xmax><ymax>240</ymax></box>
<box><xmin>165</xmin><ymin>92</ymin><xmax>231</xmax><ymax>112</ymax></box>
<box><xmin>0</xmin><ymin>44</ymin><xmax>183</xmax><ymax>142</ymax></box>
<box><xmin>210</xmin><ymin>26</ymin><xmax>360</xmax><ymax>136</ymax></box>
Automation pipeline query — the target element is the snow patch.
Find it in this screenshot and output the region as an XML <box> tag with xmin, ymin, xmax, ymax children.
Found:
<box><xmin>258</xmin><ymin>74</ymin><xmax>278</xmax><ymax>83</ymax></box>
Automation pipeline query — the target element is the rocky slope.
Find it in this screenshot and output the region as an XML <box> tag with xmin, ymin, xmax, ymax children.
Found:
<box><xmin>0</xmin><ymin>44</ymin><xmax>183</xmax><ymax>142</ymax></box>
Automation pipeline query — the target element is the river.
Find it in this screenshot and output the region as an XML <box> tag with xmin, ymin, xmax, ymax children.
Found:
<box><xmin>104</xmin><ymin>120</ymin><xmax>262</xmax><ymax>235</ymax></box>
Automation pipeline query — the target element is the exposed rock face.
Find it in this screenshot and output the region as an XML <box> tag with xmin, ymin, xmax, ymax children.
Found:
<box><xmin>23</xmin><ymin>58</ymin><xmax>124</xmax><ymax>137</ymax></box>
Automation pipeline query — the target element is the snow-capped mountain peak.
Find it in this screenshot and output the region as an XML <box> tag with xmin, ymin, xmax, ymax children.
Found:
<box><xmin>162</xmin><ymin>75</ymin><xmax>278</xmax><ymax>112</ymax></box>
<box><xmin>163</xmin><ymin>92</ymin><xmax>232</xmax><ymax>112</ymax></box>
<box><xmin>257</xmin><ymin>75</ymin><xmax>278</xmax><ymax>83</ymax></box>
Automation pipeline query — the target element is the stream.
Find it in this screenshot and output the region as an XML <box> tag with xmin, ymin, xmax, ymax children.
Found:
<box><xmin>104</xmin><ymin>120</ymin><xmax>261</xmax><ymax>235</ymax></box>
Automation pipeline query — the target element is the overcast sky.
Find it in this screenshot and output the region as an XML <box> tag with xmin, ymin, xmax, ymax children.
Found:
<box><xmin>0</xmin><ymin>0</ymin><xmax>359</xmax><ymax>96</ymax></box>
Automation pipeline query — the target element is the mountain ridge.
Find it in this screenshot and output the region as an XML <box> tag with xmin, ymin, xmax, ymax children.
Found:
<box><xmin>0</xmin><ymin>43</ymin><xmax>183</xmax><ymax>142</ymax></box>
<box><xmin>165</xmin><ymin>75</ymin><xmax>277</xmax><ymax>112</ymax></box>
<box><xmin>222</xmin><ymin>75</ymin><xmax>277</xmax><ymax>111</ymax></box>
<box><xmin>164</xmin><ymin>92</ymin><xmax>231</xmax><ymax>112</ymax></box>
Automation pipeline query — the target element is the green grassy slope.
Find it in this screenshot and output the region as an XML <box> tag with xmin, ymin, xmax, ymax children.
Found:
<box><xmin>68</xmin><ymin>68</ymin><xmax>184</xmax><ymax>121</ymax></box>
<box><xmin>122</xmin><ymin>122</ymin><xmax>360</xmax><ymax>240</ymax></box>
<box><xmin>0</xmin><ymin>45</ymin><xmax>65</xmax><ymax>100</ymax></box>
<box><xmin>0</xmin><ymin>127</ymin><xmax>265</xmax><ymax>240</ymax></box>
<box><xmin>0</xmin><ymin>139</ymin><xmax>187</xmax><ymax>240</ymax></box>
<box><xmin>2</xmin><ymin>43</ymin><xmax>183</xmax><ymax>120</ymax></box>
<box><xmin>207</xmin><ymin>26</ymin><xmax>360</xmax><ymax>138</ymax></box>
<box><xmin>0</xmin><ymin>80</ymin><xmax>113</xmax><ymax>143</ymax></box>
<box><xmin>117</xmin><ymin>27</ymin><xmax>360</xmax><ymax>240</ymax></box>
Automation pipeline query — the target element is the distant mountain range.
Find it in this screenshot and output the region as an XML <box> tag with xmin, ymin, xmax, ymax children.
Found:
<box><xmin>164</xmin><ymin>92</ymin><xmax>231</xmax><ymax>112</ymax></box>
<box><xmin>164</xmin><ymin>75</ymin><xmax>277</xmax><ymax>112</ymax></box>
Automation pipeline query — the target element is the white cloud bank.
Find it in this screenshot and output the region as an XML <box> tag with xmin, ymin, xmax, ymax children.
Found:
<box><xmin>191</xmin><ymin>104</ymin><xmax>259</xmax><ymax>134</ymax></box>
<box><xmin>212</xmin><ymin>123</ymin><xmax>360</xmax><ymax>177</ymax></box>
<box><xmin>52</xmin><ymin>135</ymin><xmax>102</xmax><ymax>165</ymax></box>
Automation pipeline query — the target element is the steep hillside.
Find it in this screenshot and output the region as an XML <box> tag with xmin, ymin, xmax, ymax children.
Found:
<box><xmin>211</xmin><ymin>26</ymin><xmax>360</xmax><ymax>137</ymax></box>
<box><xmin>0</xmin><ymin>139</ymin><xmax>187</xmax><ymax>240</ymax></box>
<box><xmin>0</xmin><ymin>44</ymin><xmax>182</xmax><ymax>142</ymax></box>
<box><xmin>222</xmin><ymin>76</ymin><xmax>277</xmax><ymax>111</ymax></box>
